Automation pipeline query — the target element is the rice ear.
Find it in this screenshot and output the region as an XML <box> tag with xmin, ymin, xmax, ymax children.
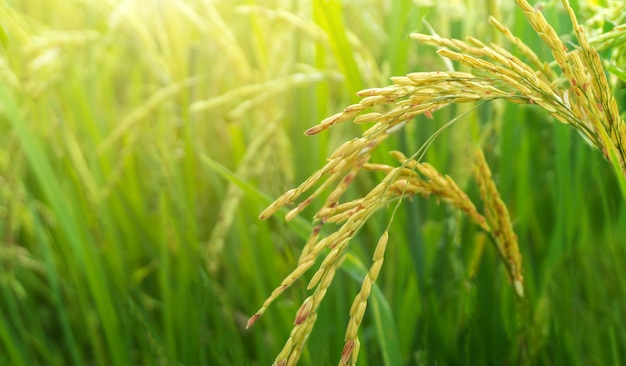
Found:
<box><xmin>251</xmin><ymin>1</ymin><xmax>625</xmax><ymax>363</ymax></box>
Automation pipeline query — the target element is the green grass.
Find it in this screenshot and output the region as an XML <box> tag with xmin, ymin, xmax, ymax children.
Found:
<box><xmin>0</xmin><ymin>0</ymin><xmax>625</xmax><ymax>365</ymax></box>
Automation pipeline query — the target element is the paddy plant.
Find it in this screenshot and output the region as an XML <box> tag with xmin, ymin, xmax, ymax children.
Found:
<box><xmin>1</xmin><ymin>0</ymin><xmax>626</xmax><ymax>365</ymax></box>
<box><xmin>248</xmin><ymin>0</ymin><xmax>626</xmax><ymax>364</ymax></box>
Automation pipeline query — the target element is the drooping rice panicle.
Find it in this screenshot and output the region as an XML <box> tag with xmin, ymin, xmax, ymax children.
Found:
<box><xmin>250</xmin><ymin>1</ymin><xmax>625</xmax><ymax>363</ymax></box>
<box><xmin>474</xmin><ymin>148</ymin><xmax>524</xmax><ymax>298</ymax></box>
<box><xmin>339</xmin><ymin>231</ymin><xmax>388</xmax><ymax>366</ymax></box>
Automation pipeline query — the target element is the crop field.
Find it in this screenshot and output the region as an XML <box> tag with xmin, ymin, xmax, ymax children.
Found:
<box><xmin>1</xmin><ymin>0</ymin><xmax>626</xmax><ymax>365</ymax></box>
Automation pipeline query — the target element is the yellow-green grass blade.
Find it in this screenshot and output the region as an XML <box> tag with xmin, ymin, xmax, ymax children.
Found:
<box><xmin>0</xmin><ymin>292</ymin><xmax>28</xmax><ymax>366</ymax></box>
<box><xmin>313</xmin><ymin>0</ymin><xmax>364</xmax><ymax>98</ymax></box>
<box><xmin>200</xmin><ymin>153</ymin><xmax>312</xmax><ymax>239</ymax></box>
<box><xmin>606</xmin><ymin>63</ymin><xmax>626</xmax><ymax>83</ymax></box>
<box><xmin>0</xmin><ymin>85</ymin><xmax>128</xmax><ymax>364</ymax></box>
<box><xmin>29</xmin><ymin>199</ymin><xmax>82</xmax><ymax>365</ymax></box>
<box><xmin>385</xmin><ymin>0</ymin><xmax>416</xmax><ymax>75</ymax></box>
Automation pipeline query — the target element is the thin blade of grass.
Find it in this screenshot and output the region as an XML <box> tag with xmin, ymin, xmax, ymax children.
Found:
<box><xmin>0</xmin><ymin>297</ymin><xmax>27</xmax><ymax>366</ymax></box>
<box><xmin>0</xmin><ymin>85</ymin><xmax>128</xmax><ymax>365</ymax></box>
<box><xmin>313</xmin><ymin>0</ymin><xmax>363</xmax><ymax>97</ymax></box>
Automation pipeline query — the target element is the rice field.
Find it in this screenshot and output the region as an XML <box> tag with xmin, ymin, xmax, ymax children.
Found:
<box><xmin>1</xmin><ymin>0</ymin><xmax>626</xmax><ymax>365</ymax></box>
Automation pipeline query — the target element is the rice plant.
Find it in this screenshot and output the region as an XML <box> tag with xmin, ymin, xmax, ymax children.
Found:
<box><xmin>1</xmin><ymin>0</ymin><xmax>626</xmax><ymax>365</ymax></box>
<box><xmin>248</xmin><ymin>0</ymin><xmax>626</xmax><ymax>364</ymax></box>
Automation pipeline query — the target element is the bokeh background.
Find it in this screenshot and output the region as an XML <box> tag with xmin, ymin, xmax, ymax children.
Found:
<box><xmin>1</xmin><ymin>0</ymin><xmax>626</xmax><ymax>364</ymax></box>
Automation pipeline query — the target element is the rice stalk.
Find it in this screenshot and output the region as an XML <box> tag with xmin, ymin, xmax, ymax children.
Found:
<box><xmin>189</xmin><ymin>71</ymin><xmax>340</xmax><ymax>119</ymax></box>
<box><xmin>206</xmin><ymin>115</ymin><xmax>282</xmax><ymax>274</ymax></box>
<box><xmin>97</xmin><ymin>77</ymin><xmax>200</xmax><ymax>155</ymax></box>
<box><xmin>249</xmin><ymin>0</ymin><xmax>624</xmax><ymax>363</ymax></box>
<box><xmin>235</xmin><ymin>5</ymin><xmax>329</xmax><ymax>45</ymax></box>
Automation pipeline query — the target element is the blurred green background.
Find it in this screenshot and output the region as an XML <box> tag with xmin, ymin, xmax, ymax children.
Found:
<box><xmin>1</xmin><ymin>0</ymin><xmax>625</xmax><ymax>364</ymax></box>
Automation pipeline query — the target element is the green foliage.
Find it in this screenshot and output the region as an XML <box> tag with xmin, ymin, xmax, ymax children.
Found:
<box><xmin>0</xmin><ymin>0</ymin><xmax>625</xmax><ymax>365</ymax></box>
